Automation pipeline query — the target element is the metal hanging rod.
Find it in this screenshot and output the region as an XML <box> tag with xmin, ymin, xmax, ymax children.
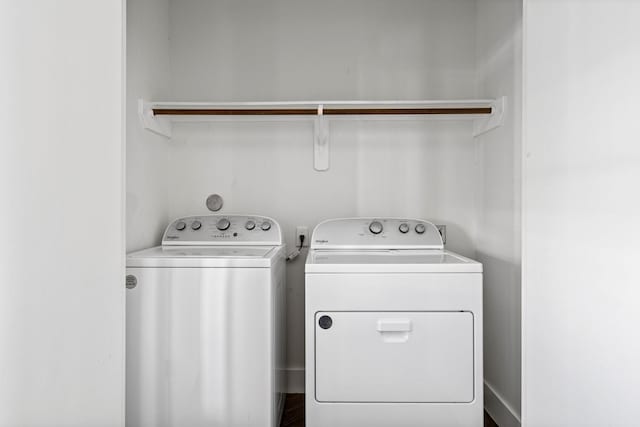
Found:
<box><xmin>152</xmin><ymin>107</ymin><xmax>492</xmax><ymax>116</ymax></box>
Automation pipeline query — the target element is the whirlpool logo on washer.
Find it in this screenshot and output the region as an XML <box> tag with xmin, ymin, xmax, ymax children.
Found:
<box><xmin>315</xmin><ymin>239</ymin><xmax>329</xmax><ymax>244</ymax></box>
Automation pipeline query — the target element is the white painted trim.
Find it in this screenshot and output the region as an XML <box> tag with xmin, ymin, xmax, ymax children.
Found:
<box><xmin>120</xmin><ymin>0</ymin><xmax>127</xmax><ymax>424</ymax></box>
<box><xmin>521</xmin><ymin>1</ymin><xmax>530</xmax><ymax>425</ymax></box>
<box><xmin>485</xmin><ymin>381</ymin><xmax>521</xmax><ymax>427</ymax></box>
<box><xmin>285</xmin><ymin>367</ymin><xmax>305</xmax><ymax>393</ymax></box>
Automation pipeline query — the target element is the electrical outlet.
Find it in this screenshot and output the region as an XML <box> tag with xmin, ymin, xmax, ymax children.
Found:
<box><xmin>296</xmin><ymin>226</ymin><xmax>309</xmax><ymax>247</ymax></box>
<box><xmin>436</xmin><ymin>225</ymin><xmax>447</xmax><ymax>244</ymax></box>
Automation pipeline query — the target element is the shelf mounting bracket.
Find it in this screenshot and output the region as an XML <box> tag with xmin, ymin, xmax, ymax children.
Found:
<box><xmin>313</xmin><ymin>104</ymin><xmax>329</xmax><ymax>171</ymax></box>
<box><xmin>138</xmin><ymin>99</ymin><xmax>171</xmax><ymax>138</ymax></box>
<box><xmin>473</xmin><ymin>96</ymin><xmax>506</xmax><ymax>137</ymax></box>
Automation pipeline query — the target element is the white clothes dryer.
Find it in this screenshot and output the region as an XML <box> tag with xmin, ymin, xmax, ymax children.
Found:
<box><xmin>305</xmin><ymin>218</ymin><xmax>483</xmax><ymax>427</ymax></box>
<box><xmin>126</xmin><ymin>215</ymin><xmax>286</xmax><ymax>427</ymax></box>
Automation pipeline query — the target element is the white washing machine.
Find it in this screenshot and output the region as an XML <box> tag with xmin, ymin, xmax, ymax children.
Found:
<box><xmin>126</xmin><ymin>215</ymin><xmax>286</xmax><ymax>427</ymax></box>
<box><xmin>305</xmin><ymin>218</ymin><xmax>483</xmax><ymax>427</ymax></box>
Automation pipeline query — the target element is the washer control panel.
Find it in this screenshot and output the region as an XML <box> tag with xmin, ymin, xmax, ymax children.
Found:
<box><xmin>311</xmin><ymin>218</ymin><xmax>444</xmax><ymax>250</ymax></box>
<box><xmin>162</xmin><ymin>215</ymin><xmax>282</xmax><ymax>246</ymax></box>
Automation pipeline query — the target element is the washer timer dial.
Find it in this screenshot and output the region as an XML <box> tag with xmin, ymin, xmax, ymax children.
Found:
<box><xmin>369</xmin><ymin>221</ymin><xmax>383</xmax><ymax>234</ymax></box>
<box><xmin>216</xmin><ymin>218</ymin><xmax>230</xmax><ymax>231</ymax></box>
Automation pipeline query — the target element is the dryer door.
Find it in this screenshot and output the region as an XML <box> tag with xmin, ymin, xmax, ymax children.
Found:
<box><xmin>314</xmin><ymin>311</ymin><xmax>474</xmax><ymax>403</ymax></box>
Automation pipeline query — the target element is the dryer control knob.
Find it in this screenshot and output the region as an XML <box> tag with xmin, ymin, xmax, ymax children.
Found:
<box><xmin>191</xmin><ymin>220</ymin><xmax>202</xmax><ymax>230</ymax></box>
<box><xmin>399</xmin><ymin>223</ymin><xmax>410</xmax><ymax>234</ymax></box>
<box><xmin>216</xmin><ymin>218</ymin><xmax>230</xmax><ymax>231</ymax></box>
<box><xmin>261</xmin><ymin>221</ymin><xmax>272</xmax><ymax>231</ymax></box>
<box><xmin>369</xmin><ymin>221</ymin><xmax>383</xmax><ymax>234</ymax></box>
<box><xmin>245</xmin><ymin>220</ymin><xmax>256</xmax><ymax>230</ymax></box>
<box><xmin>415</xmin><ymin>223</ymin><xmax>426</xmax><ymax>234</ymax></box>
<box><xmin>176</xmin><ymin>221</ymin><xmax>186</xmax><ymax>231</ymax></box>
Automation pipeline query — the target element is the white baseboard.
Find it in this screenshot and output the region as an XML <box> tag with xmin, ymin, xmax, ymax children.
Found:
<box><xmin>285</xmin><ymin>367</ymin><xmax>305</xmax><ymax>393</ymax></box>
<box><xmin>484</xmin><ymin>381</ymin><xmax>521</xmax><ymax>427</ymax></box>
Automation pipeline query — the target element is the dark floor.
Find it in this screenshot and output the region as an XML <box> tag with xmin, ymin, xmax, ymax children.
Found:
<box><xmin>281</xmin><ymin>394</ymin><xmax>498</xmax><ymax>427</ymax></box>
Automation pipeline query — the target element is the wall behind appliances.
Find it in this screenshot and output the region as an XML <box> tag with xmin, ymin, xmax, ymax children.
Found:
<box><xmin>166</xmin><ymin>0</ymin><xmax>478</xmax><ymax>391</ymax></box>
<box><xmin>0</xmin><ymin>1</ymin><xmax>125</xmax><ymax>425</ymax></box>
<box><xmin>126</xmin><ymin>0</ymin><xmax>172</xmax><ymax>252</ymax></box>
<box><xmin>523</xmin><ymin>1</ymin><xmax>640</xmax><ymax>425</ymax></box>
<box><xmin>475</xmin><ymin>1</ymin><xmax>522</xmax><ymax>426</ymax></box>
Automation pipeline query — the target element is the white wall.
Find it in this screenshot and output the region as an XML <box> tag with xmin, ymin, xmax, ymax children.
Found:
<box><xmin>166</xmin><ymin>0</ymin><xmax>479</xmax><ymax>390</ymax></box>
<box><xmin>170</xmin><ymin>0</ymin><xmax>477</xmax><ymax>101</ymax></box>
<box><xmin>475</xmin><ymin>1</ymin><xmax>522</xmax><ymax>426</ymax></box>
<box><xmin>523</xmin><ymin>1</ymin><xmax>640</xmax><ymax>425</ymax></box>
<box><xmin>0</xmin><ymin>1</ymin><xmax>125</xmax><ymax>426</ymax></box>
<box><xmin>126</xmin><ymin>0</ymin><xmax>171</xmax><ymax>252</ymax></box>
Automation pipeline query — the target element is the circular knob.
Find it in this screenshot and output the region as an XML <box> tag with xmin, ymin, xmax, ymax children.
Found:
<box><xmin>318</xmin><ymin>315</ymin><xmax>333</xmax><ymax>330</ymax></box>
<box><xmin>399</xmin><ymin>223</ymin><xmax>410</xmax><ymax>234</ymax></box>
<box><xmin>369</xmin><ymin>221</ymin><xmax>383</xmax><ymax>234</ymax></box>
<box><xmin>216</xmin><ymin>218</ymin><xmax>230</xmax><ymax>231</ymax></box>
<box><xmin>245</xmin><ymin>220</ymin><xmax>256</xmax><ymax>231</ymax></box>
<box><xmin>191</xmin><ymin>220</ymin><xmax>202</xmax><ymax>230</ymax></box>
<box><xmin>175</xmin><ymin>221</ymin><xmax>186</xmax><ymax>231</ymax></box>
<box><xmin>415</xmin><ymin>223</ymin><xmax>426</xmax><ymax>234</ymax></box>
<box><xmin>261</xmin><ymin>221</ymin><xmax>272</xmax><ymax>231</ymax></box>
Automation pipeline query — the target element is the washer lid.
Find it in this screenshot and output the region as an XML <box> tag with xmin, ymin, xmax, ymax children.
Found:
<box><xmin>305</xmin><ymin>249</ymin><xmax>482</xmax><ymax>273</ymax></box>
<box><xmin>311</xmin><ymin>218</ymin><xmax>443</xmax><ymax>250</ymax></box>
<box><xmin>127</xmin><ymin>245</ymin><xmax>283</xmax><ymax>268</ymax></box>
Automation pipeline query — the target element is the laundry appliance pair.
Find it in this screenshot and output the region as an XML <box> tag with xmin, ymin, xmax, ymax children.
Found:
<box><xmin>126</xmin><ymin>215</ymin><xmax>482</xmax><ymax>427</ymax></box>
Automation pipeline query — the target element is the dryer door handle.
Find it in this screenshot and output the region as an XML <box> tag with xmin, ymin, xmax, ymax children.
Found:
<box><xmin>376</xmin><ymin>318</ymin><xmax>412</xmax><ymax>332</ymax></box>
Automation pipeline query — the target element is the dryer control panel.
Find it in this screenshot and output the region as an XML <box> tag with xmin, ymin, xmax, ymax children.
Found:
<box><xmin>162</xmin><ymin>215</ymin><xmax>282</xmax><ymax>246</ymax></box>
<box><xmin>311</xmin><ymin>218</ymin><xmax>443</xmax><ymax>250</ymax></box>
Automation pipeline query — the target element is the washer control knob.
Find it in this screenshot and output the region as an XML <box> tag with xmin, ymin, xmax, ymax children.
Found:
<box><xmin>191</xmin><ymin>220</ymin><xmax>202</xmax><ymax>231</ymax></box>
<box><xmin>369</xmin><ymin>221</ymin><xmax>383</xmax><ymax>234</ymax></box>
<box><xmin>261</xmin><ymin>221</ymin><xmax>272</xmax><ymax>231</ymax></box>
<box><xmin>399</xmin><ymin>223</ymin><xmax>410</xmax><ymax>234</ymax></box>
<box><xmin>415</xmin><ymin>223</ymin><xmax>426</xmax><ymax>234</ymax></box>
<box><xmin>245</xmin><ymin>220</ymin><xmax>256</xmax><ymax>230</ymax></box>
<box><xmin>216</xmin><ymin>218</ymin><xmax>230</xmax><ymax>231</ymax></box>
<box><xmin>175</xmin><ymin>221</ymin><xmax>186</xmax><ymax>231</ymax></box>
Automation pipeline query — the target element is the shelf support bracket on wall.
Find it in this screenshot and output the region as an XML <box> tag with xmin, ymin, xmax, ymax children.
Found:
<box><xmin>473</xmin><ymin>96</ymin><xmax>506</xmax><ymax>137</ymax></box>
<box><xmin>313</xmin><ymin>104</ymin><xmax>329</xmax><ymax>171</ymax></box>
<box><xmin>139</xmin><ymin>99</ymin><xmax>171</xmax><ymax>138</ymax></box>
